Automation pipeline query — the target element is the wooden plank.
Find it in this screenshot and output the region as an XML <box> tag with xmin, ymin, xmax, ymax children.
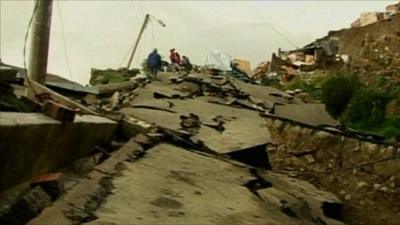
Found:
<box><xmin>26</xmin><ymin>79</ymin><xmax>97</xmax><ymax>115</ymax></box>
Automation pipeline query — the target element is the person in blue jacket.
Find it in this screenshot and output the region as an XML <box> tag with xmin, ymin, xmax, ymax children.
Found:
<box><xmin>147</xmin><ymin>49</ymin><xmax>162</xmax><ymax>80</ymax></box>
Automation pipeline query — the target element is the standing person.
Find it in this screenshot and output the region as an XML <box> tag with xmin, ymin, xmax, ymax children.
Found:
<box><xmin>169</xmin><ymin>48</ymin><xmax>181</xmax><ymax>71</ymax></box>
<box><xmin>181</xmin><ymin>55</ymin><xmax>193</xmax><ymax>74</ymax></box>
<box><xmin>147</xmin><ymin>49</ymin><xmax>162</xmax><ymax>80</ymax></box>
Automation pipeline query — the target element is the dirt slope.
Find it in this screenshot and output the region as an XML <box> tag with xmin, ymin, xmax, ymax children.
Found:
<box><xmin>326</xmin><ymin>14</ymin><xmax>400</xmax><ymax>84</ymax></box>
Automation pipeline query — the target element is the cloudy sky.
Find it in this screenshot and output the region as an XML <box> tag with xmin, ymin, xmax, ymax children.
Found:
<box><xmin>0</xmin><ymin>0</ymin><xmax>395</xmax><ymax>84</ymax></box>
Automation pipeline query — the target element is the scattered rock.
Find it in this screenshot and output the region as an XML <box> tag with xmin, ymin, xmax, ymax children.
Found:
<box><xmin>379</xmin><ymin>186</ymin><xmax>388</xmax><ymax>193</ymax></box>
<box><xmin>357</xmin><ymin>182</ymin><xmax>368</xmax><ymax>189</ymax></box>
<box><xmin>304</xmin><ymin>154</ymin><xmax>315</xmax><ymax>164</ymax></box>
<box><xmin>373</xmin><ymin>183</ymin><xmax>381</xmax><ymax>190</ymax></box>
<box><xmin>180</xmin><ymin>113</ymin><xmax>201</xmax><ymax>133</ymax></box>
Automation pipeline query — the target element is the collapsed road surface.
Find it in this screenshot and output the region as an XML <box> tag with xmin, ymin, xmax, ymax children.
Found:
<box><xmin>26</xmin><ymin>72</ymin><xmax>348</xmax><ymax>225</ymax></box>
<box><xmin>29</xmin><ymin>140</ymin><xmax>345</xmax><ymax>225</ymax></box>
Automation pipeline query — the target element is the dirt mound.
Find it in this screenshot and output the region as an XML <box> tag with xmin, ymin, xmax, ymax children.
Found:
<box><xmin>327</xmin><ymin>14</ymin><xmax>400</xmax><ymax>84</ymax></box>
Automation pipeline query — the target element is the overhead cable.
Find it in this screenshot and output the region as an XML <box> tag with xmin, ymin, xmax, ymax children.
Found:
<box><xmin>56</xmin><ymin>1</ymin><xmax>73</xmax><ymax>80</ymax></box>
<box><xmin>241</xmin><ymin>1</ymin><xmax>298</xmax><ymax>48</ymax></box>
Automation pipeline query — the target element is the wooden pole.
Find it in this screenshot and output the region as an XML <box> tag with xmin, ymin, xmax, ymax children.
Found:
<box><xmin>126</xmin><ymin>14</ymin><xmax>150</xmax><ymax>70</ymax></box>
<box><xmin>28</xmin><ymin>0</ymin><xmax>53</xmax><ymax>84</ymax></box>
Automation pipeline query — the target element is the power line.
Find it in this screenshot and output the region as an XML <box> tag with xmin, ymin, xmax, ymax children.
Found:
<box><xmin>119</xmin><ymin>1</ymin><xmax>144</xmax><ymax>67</ymax></box>
<box><xmin>241</xmin><ymin>1</ymin><xmax>298</xmax><ymax>49</ymax></box>
<box><xmin>56</xmin><ymin>1</ymin><xmax>73</xmax><ymax>80</ymax></box>
<box><xmin>119</xmin><ymin>41</ymin><xmax>135</xmax><ymax>67</ymax></box>
<box><xmin>22</xmin><ymin>0</ymin><xmax>39</xmax><ymax>95</ymax></box>
<box><xmin>151</xmin><ymin>19</ymin><xmax>155</xmax><ymax>47</ymax></box>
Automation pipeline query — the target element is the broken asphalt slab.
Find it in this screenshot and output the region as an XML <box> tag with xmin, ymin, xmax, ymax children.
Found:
<box><xmin>81</xmin><ymin>143</ymin><xmax>345</xmax><ymax>225</ymax></box>
<box><xmin>0</xmin><ymin>112</ymin><xmax>117</xmax><ymax>191</ymax></box>
<box><xmin>120</xmin><ymin>96</ymin><xmax>271</xmax><ymax>155</ymax></box>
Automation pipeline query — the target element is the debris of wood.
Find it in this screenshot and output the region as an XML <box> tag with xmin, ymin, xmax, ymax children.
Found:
<box><xmin>27</xmin><ymin>80</ymin><xmax>97</xmax><ymax>115</ymax></box>
<box><xmin>42</xmin><ymin>100</ymin><xmax>77</xmax><ymax>122</ymax></box>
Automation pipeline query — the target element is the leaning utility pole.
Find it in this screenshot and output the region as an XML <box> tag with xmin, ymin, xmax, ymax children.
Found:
<box><xmin>28</xmin><ymin>0</ymin><xmax>53</xmax><ymax>84</ymax></box>
<box><xmin>126</xmin><ymin>14</ymin><xmax>150</xmax><ymax>70</ymax></box>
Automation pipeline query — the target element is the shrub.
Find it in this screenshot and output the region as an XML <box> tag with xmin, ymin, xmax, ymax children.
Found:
<box><xmin>380</xmin><ymin>116</ymin><xmax>400</xmax><ymax>140</ymax></box>
<box><xmin>343</xmin><ymin>87</ymin><xmax>390</xmax><ymax>127</ymax></box>
<box><xmin>97</xmin><ymin>69</ymin><xmax>140</xmax><ymax>85</ymax></box>
<box><xmin>320</xmin><ymin>74</ymin><xmax>361</xmax><ymax>119</ymax></box>
<box><xmin>285</xmin><ymin>76</ymin><xmax>324</xmax><ymax>99</ymax></box>
<box><xmin>286</xmin><ymin>76</ymin><xmax>310</xmax><ymax>91</ymax></box>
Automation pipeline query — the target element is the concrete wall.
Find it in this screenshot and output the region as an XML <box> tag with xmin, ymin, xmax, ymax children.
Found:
<box><xmin>265</xmin><ymin>118</ymin><xmax>400</xmax><ymax>225</ymax></box>
<box><xmin>0</xmin><ymin>113</ymin><xmax>117</xmax><ymax>191</ymax></box>
<box><xmin>266</xmin><ymin>118</ymin><xmax>400</xmax><ymax>177</ymax></box>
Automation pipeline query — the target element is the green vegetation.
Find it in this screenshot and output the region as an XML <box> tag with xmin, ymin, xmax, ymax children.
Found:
<box><xmin>91</xmin><ymin>68</ymin><xmax>141</xmax><ymax>85</ymax></box>
<box><xmin>260</xmin><ymin>77</ymin><xmax>282</xmax><ymax>89</ymax></box>
<box><xmin>320</xmin><ymin>75</ymin><xmax>361</xmax><ymax>119</ymax></box>
<box><xmin>343</xmin><ymin>88</ymin><xmax>389</xmax><ymax>127</ymax></box>
<box><xmin>286</xmin><ymin>73</ymin><xmax>400</xmax><ymax>141</ymax></box>
<box><xmin>285</xmin><ymin>75</ymin><xmax>325</xmax><ymax>99</ymax></box>
<box><xmin>341</xmin><ymin>87</ymin><xmax>400</xmax><ymax>139</ymax></box>
<box><xmin>99</xmin><ymin>73</ymin><xmax>130</xmax><ymax>84</ymax></box>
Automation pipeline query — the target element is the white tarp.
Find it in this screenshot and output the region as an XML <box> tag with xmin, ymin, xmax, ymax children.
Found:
<box><xmin>203</xmin><ymin>50</ymin><xmax>232</xmax><ymax>71</ymax></box>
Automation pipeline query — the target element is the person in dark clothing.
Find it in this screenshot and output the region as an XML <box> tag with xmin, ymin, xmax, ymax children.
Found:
<box><xmin>181</xmin><ymin>55</ymin><xmax>192</xmax><ymax>75</ymax></box>
<box><xmin>147</xmin><ymin>49</ymin><xmax>162</xmax><ymax>80</ymax></box>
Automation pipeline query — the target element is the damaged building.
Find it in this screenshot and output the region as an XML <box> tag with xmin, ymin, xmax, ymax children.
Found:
<box><xmin>268</xmin><ymin>38</ymin><xmax>341</xmax><ymax>81</ymax></box>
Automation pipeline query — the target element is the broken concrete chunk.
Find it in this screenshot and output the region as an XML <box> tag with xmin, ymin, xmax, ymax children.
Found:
<box><xmin>30</xmin><ymin>173</ymin><xmax>64</xmax><ymax>201</ymax></box>
<box><xmin>286</xmin><ymin>90</ymin><xmax>295</xmax><ymax>95</ymax></box>
<box><xmin>180</xmin><ymin>113</ymin><xmax>201</xmax><ymax>133</ymax></box>
<box><xmin>153</xmin><ymin>88</ymin><xmax>189</xmax><ymax>99</ymax></box>
<box><xmin>133</xmin><ymin>133</ymin><xmax>154</xmax><ymax>147</ymax></box>
<box><xmin>257</xmin><ymin>171</ymin><xmax>344</xmax><ymax>225</ymax></box>
<box><xmin>107</xmin><ymin>91</ymin><xmax>120</xmax><ymax>111</ymax></box>
<box><xmin>178</xmin><ymin>81</ymin><xmax>202</xmax><ymax>96</ymax></box>
<box><xmin>0</xmin><ymin>186</ymin><xmax>52</xmax><ymax>225</ymax></box>
<box><xmin>202</xmin><ymin>115</ymin><xmax>226</xmax><ymax>132</ymax></box>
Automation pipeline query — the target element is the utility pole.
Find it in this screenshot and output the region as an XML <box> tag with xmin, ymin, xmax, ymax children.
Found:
<box><xmin>28</xmin><ymin>0</ymin><xmax>53</xmax><ymax>84</ymax></box>
<box><xmin>126</xmin><ymin>14</ymin><xmax>150</xmax><ymax>70</ymax></box>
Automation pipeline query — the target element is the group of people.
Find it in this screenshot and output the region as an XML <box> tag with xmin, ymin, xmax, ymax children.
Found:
<box><xmin>169</xmin><ymin>48</ymin><xmax>193</xmax><ymax>73</ymax></box>
<box><xmin>146</xmin><ymin>48</ymin><xmax>192</xmax><ymax>80</ymax></box>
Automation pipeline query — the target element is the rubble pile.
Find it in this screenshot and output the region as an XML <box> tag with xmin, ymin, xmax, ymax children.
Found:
<box><xmin>327</xmin><ymin>14</ymin><xmax>400</xmax><ymax>84</ymax></box>
<box><xmin>356</xmin><ymin>33</ymin><xmax>400</xmax><ymax>83</ymax></box>
<box><xmin>74</xmin><ymin>72</ymin><xmax>345</xmax><ymax>158</ymax></box>
<box><xmin>1</xmin><ymin>58</ymin><xmax>397</xmax><ymax>225</ymax></box>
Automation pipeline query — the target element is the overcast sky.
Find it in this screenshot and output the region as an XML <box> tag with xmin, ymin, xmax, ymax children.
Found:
<box><xmin>0</xmin><ymin>0</ymin><xmax>396</xmax><ymax>84</ymax></box>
